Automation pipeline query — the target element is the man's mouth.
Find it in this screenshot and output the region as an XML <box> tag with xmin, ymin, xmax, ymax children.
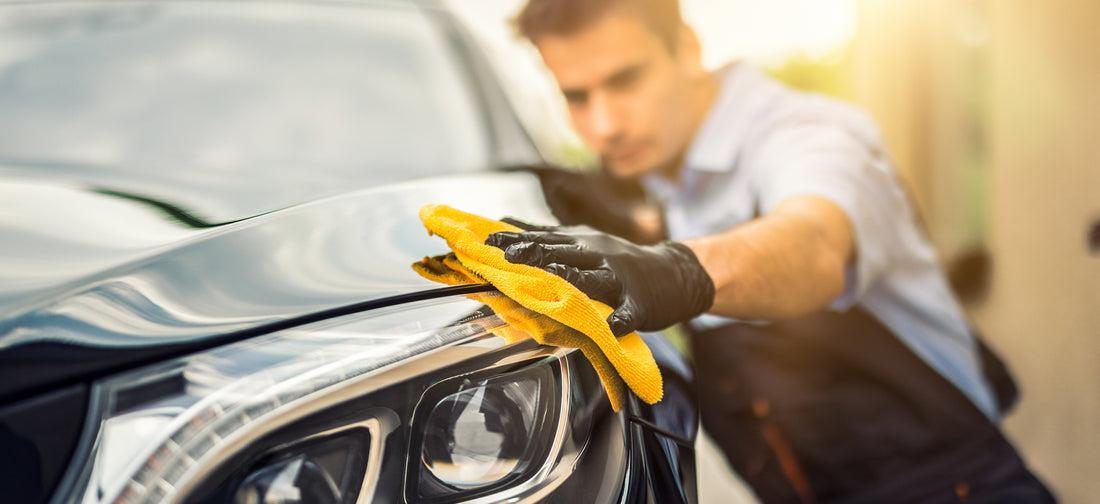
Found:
<box><xmin>607</xmin><ymin>144</ymin><xmax>644</xmax><ymax>165</ymax></box>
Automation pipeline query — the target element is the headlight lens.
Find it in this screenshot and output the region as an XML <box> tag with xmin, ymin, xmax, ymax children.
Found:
<box><xmin>409</xmin><ymin>359</ymin><xmax>565</xmax><ymax>503</ymax></box>
<box><xmin>236</xmin><ymin>456</ymin><xmax>341</xmax><ymax>504</ymax></box>
<box><xmin>420</xmin><ymin>367</ymin><xmax>549</xmax><ymax>489</ymax></box>
<box><xmin>233</xmin><ymin>430</ymin><xmax>368</xmax><ymax>504</ymax></box>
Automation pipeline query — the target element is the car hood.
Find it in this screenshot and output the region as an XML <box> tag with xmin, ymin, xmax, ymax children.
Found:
<box><xmin>0</xmin><ymin>171</ymin><xmax>554</xmax><ymax>352</ymax></box>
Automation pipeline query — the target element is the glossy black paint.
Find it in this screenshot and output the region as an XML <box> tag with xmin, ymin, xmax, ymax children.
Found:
<box><xmin>634</xmin><ymin>331</ymin><xmax>699</xmax><ymax>441</ymax></box>
<box><xmin>631</xmin><ymin>422</ymin><xmax>699</xmax><ymax>504</ymax></box>
<box><xmin>623</xmin><ymin>332</ymin><xmax>700</xmax><ymax>504</ymax></box>
<box><xmin>0</xmin><ymin>0</ymin><xmax>544</xmax><ymax>404</ymax></box>
<box><xmin>0</xmin><ymin>173</ymin><xmax>556</xmax><ymax>402</ymax></box>
<box><xmin>0</xmin><ymin>384</ymin><xmax>88</xmax><ymax>504</ymax></box>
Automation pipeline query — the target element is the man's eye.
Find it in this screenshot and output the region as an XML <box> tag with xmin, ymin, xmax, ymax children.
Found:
<box><xmin>607</xmin><ymin>67</ymin><xmax>642</xmax><ymax>90</ymax></box>
<box><xmin>563</xmin><ymin>90</ymin><xmax>588</xmax><ymax>106</ymax></box>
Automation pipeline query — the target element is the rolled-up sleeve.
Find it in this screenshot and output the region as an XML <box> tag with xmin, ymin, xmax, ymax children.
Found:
<box><xmin>751</xmin><ymin>123</ymin><xmax>912</xmax><ymax>309</ymax></box>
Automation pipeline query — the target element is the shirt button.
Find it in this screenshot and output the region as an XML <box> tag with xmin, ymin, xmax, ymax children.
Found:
<box><xmin>954</xmin><ymin>481</ymin><xmax>970</xmax><ymax>501</ymax></box>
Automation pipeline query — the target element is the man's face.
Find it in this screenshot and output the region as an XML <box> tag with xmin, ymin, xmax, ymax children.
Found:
<box><xmin>535</xmin><ymin>8</ymin><xmax>699</xmax><ymax>179</ymax></box>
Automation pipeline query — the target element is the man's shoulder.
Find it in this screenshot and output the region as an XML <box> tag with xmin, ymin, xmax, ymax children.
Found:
<box><xmin>684</xmin><ymin>62</ymin><xmax>888</xmax><ymax>175</ymax></box>
<box><xmin>724</xmin><ymin>62</ymin><xmax>882</xmax><ymax>142</ymax></box>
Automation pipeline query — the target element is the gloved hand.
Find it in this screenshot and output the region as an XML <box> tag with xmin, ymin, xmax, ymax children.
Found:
<box><xmin>509</xmin><ymin>165</ymin><xmax>666</xmax><ymax>245</ymax></box>
<box><xmin>487</xmin><ymin>219</ymin><xmax>715</xmax><ymax>337</ymax></box>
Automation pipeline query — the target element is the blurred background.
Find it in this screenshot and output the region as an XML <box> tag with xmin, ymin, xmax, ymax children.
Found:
<box><xmin>447</xmin><ymin>0</ymin><xmax>1099</xmax><ymax>502</ymax></box>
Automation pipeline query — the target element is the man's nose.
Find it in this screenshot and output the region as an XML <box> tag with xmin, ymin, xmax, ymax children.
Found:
<box><xmin>587</xmin><ymin>91</ymin><xmax>622</xmax><ymax>145</ymax></box>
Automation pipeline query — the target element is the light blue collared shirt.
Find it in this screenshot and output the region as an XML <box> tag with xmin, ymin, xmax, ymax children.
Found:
<box><xmin>643</xmin><ymin>63</ymin><xmax>999</xmax><ymax>419</ymax></box>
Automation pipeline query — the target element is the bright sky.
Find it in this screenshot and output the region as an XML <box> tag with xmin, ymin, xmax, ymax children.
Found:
<box><xmin>444</xmin><ymin>0</ymin><xmax>858</xmax><ymax>162</ymax></box>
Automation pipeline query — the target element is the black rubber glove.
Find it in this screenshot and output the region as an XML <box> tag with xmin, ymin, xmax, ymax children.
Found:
<box><xmin>508</xmin><ymin>165</ymin><xmax>666</xmax><ymax>245</ymax></box>
<box><xmin>487</xmin><ymin>219</ymin><xmax>715</xmax><ymax>337</ymax></box>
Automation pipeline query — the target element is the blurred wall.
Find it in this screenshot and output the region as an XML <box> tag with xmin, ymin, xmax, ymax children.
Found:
<box><xmin>983</xmin><ymin>1</ymin><xmax>1100</xmax><ymax>502</ymax></box>
<box><xmin>849</xmin><ymin>1</ymin><xmax>1100</xmax><ymax>502</ymax></box>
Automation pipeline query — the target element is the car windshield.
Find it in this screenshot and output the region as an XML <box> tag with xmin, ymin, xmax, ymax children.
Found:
<box><xmin>0</xmin><ymin>1</ymin><xmax>490</xmax><ymax>183</ymax></box>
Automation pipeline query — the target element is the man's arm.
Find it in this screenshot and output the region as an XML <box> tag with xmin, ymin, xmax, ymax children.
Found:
<box><xmin>487</xmin><ymin>195</ymin><xmax>857</xmax><ymax>336</ymax></box>
<box><xmin>685</xmin><ymin>195</ymin><xmax>855</xmax><ymax>320</ymax></box>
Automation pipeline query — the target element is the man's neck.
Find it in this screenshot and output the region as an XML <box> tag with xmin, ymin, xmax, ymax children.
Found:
<box><xmin>655</xmin><ymin>71</ymin><xmax>721</xmax><ymax>182</ymax></box>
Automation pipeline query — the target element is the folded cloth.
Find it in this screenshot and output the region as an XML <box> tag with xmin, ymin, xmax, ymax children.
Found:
<box><xmin>414</xmin><ymin>253</ymin><xmax>630</xmax><ymax>410</ymax></box>
<box><xmin>413</xmin><ymin>204</ymin><xmax>663</xmax><ymax>409</ymax></box>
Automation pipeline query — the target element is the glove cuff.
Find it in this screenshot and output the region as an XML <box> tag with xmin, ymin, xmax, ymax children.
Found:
<box><xmin>660</xmin><ymin>241</ymin><xmax>716</xmax><ymax>320</ymax></box>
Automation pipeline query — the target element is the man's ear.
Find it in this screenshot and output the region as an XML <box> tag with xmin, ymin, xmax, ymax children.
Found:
<box><xmin>676</xmin><ymin>24</ymin><xmax>706</xmax><ymax>80</ymax></box>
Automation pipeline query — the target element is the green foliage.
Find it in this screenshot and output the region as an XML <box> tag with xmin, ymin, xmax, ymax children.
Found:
<box><xmin>764</xmin><ymin>51</ymin><xmax>852</xmax><ymax>99</ymax></box>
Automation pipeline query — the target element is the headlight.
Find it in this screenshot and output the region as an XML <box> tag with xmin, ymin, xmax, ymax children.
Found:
<box><xmin>57</xmin><ymin>294</ymin><xmax>604</xmax><ymax>504</ymax></box>
<box><xmin>413</xmin><ymin>362</ymin><xmax>560</xmax><ymax>501</ymax></box>
<box><xmin>232</xmin><ymin>427</ymin><xmax>371</xmax><ymax>504</ymax></box>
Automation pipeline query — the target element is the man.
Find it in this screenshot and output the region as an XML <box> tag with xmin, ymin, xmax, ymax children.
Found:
<box><xmin>487</xmin><ymin>0</ymin><xmax>1057</xmax><ymax>502</ymax></box>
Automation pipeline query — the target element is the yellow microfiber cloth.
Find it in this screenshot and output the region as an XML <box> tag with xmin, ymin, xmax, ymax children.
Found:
<box><xmin>412</xmin><ymin>204</ymin><xmax>663</xmax><ymax>410</ymax></box>
<box><xmin>413</xmin><ymin>253</ymin><xmax>630</xmax><ymax>410</ymax></box>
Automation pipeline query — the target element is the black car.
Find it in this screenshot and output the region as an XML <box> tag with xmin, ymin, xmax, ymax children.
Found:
<box><xmin>0</xmin><ymin>1</ymin><xmax>698</xmax><ymax>503</ymax></box>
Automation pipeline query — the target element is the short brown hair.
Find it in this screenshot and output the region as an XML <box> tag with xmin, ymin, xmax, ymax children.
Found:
<box><xmin>514</xmin><ymin>0</ymin><xmax>682</xmax><ymax>52</ymax></box>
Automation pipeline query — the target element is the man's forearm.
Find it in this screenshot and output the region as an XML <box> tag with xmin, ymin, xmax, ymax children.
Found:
<box><xmin>682</xmin><ymin>196</ymin><xmax>853</xmax><ymax>320</ymax></box>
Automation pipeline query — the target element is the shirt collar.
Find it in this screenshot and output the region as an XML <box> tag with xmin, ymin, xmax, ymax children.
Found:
<box><xmin>641</xmin><ymin>62</ymin><xmax>756</xmax><ymax>199</ymax></box>
<box><xmin>682</xmin><ymin>61</ymin><xmax>755</xmax><ymax>174</ymax></box>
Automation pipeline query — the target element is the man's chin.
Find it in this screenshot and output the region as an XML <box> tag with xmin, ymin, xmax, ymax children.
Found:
<box><xmin>602</xmin><ymin>157</ymin><xmax>654</xmax><ymax>180</ymax></box>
